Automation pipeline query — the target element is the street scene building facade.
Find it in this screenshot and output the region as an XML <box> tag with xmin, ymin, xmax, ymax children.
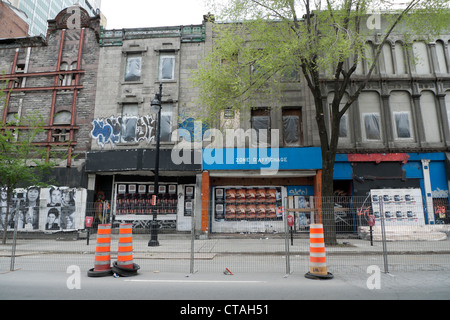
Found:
<box><xmin>1</xmin><ymin>6</ymin><xmax>450</xmax><ymax>237</ymax></box>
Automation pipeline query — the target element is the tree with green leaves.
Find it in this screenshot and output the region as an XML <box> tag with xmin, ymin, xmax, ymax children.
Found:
<box><xmin>0</xmin><ymin>88</ymin><xmax>63</xmax><ymax>243</ymax></box>
<box><xmin>193</xmin><ymin>0</ymin><xmax>450</xmax><ymax>244</ymax></box>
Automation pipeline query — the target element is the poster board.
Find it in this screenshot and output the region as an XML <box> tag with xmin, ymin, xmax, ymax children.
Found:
<box><xmin>370</xmin><ymin>188</ymin><xmax>425</xmax><ymax>226</ymax></box>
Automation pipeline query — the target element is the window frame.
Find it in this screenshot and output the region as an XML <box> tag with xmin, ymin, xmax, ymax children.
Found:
<box><xmin>158</xmin><ymin>54</ymin><xmax>176</xmax><ymax>81</ymax></box>
<box><xmin>124</xmin><ymin>54</ymin><xmax>142</xmax><ymax>82</ymax></box>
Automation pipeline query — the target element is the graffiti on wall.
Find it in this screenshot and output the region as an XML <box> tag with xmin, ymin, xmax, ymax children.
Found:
<box><xmin>0</xmin><ymin>187</ymin><xmax>87</xmax><ymax>232</ymax></box>
<box><xmin>91</xmin><ymin>115</ymin><xmax>156</xmax><ymax>148</ymax></box>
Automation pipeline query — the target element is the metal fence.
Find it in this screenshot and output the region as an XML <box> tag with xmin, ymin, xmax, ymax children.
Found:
<box><xmin>0</xmin><ymin>196</ymin><xmax>449</xmax><ymax>275</ymax></box>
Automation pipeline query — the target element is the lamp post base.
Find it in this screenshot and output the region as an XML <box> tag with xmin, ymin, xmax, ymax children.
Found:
<box><xmin>148</xmin><ymin>220</ymin><xmax>160</xmax><ymax>247</ymax></box>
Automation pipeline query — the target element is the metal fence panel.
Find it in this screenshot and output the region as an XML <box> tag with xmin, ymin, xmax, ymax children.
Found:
<box><xmin>1</xmin><ymin>197</ymin><xmax>449</xmax><ymax>274</ymax></box>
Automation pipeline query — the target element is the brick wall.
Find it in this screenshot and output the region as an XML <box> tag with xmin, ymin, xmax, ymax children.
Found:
<box><xmin>0</xmin><ymin>2</ymin><xmax>28</xmax><ymax>38</ymax></box>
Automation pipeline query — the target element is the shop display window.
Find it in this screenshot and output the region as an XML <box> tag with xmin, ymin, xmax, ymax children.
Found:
<box><xmin>214</xmin><ymin>187</ymin><xmax>282</xmax><ymax>221</ymax></box>
<box><xmin>115</xmin><ymin>183</ymin><xmax>178</xmax><ymax>215</ymax></box>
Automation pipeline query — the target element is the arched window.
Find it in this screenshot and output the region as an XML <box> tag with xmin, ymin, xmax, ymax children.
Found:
<box><xmin>420</xmin><ymin>91</ymin><xmax>440</xmax><ymax>143</ymax></box>
<box><xmin>394</xmin><ymin>41</ymin><xmax>407</xmax><ymax>74</ymax></box>
<box><xmin>390</xmin><ymin>91</ymin><xmax>414</xmax><ymax>140</ymax></box>
<box><xmin>382</xmin><ymin>43</ymin><xmax>394</xmax><ymax>74</ymax></box>
<box><xmin>359</xmin><ymin>92</ymin><xmax>382</xmax><ymax>141</ymax></box>
<box><xmin>412</xmin><ymin>41</ymin><xmax>431</xmax><ymax>74</ymax></box>
<box><xmin>53</xmin><ymin>111</ymin><xmax>72</xmax><ymax>125</ymax></box>
<box><xmin>59</xmin><ymin>62</ymin><xmax>69</xmax><ymax>86</ymax></box>
<box><xmin>436</xmin><ymin>40</ymin><xmax>448</xmax><ymax>74</ymax></box>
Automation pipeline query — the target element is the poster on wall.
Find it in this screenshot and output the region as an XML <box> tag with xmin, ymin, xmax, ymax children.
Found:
<box><xmin>370</xmin><ymin>188</ymin><xmax>425</xmax><ymax>226</ymax></box>
<box><xmin>0</xmin><ymin>187</ymin><xmax>87</xmax><ymax>232</ymax></box>
<box><xmin>115</xmin><ymin>183</ymin><xmax>178</xmax><ymax>216</ymax></box>
<box><xmin>214</xmin><ymin>187</ymin><xmax>282</xmax><ymax>221</ymax></box>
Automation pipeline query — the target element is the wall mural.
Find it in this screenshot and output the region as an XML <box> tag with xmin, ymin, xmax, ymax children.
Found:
<box><xmin>91</xmin><ymin>113</ymin><xmax>208</xmax><ymax>148</ymax></box>
<box><xmin>0</xmin><ymin>187</ymin><xmax>87</xmax><ymax>232</ymax></box>
<box><xmin>91</xmin><ymin>115</ymin><xmax>156</xmax><ymax>148</ymax></box>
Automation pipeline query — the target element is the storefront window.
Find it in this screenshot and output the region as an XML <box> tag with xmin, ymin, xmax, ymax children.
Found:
<box><xmin>214</xmin><ymin>187</ymin><xmax>282</xmax><ymax>221</ymax></box>
<box><xmin>115</xmin><ymin>183</ymin><xmax>177</xmax><ymax>215</ymax></box>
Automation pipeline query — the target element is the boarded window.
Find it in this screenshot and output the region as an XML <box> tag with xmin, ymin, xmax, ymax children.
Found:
<box><xmin>359</xmin><ymin>91</ymin><xmax>382</xmax><ymax>141</ymax></box>
<box><xmin>363</xmin><ymin>113</ymin><xmax>381</xmax><ymax>140</ymax></box>
<box><xmin>159</xmin><ymin>55</ymin><xmax>175</xmax><ymax>80</ymax></box>
<box><xmin>282</xmin><ymin>108</ymin><xmax>302</xmax><ymax>146</ymax></box>
<box><xmin>394</xmin><ymin>112</ymin><xmax>411</xmax><ymax>138</ymax></box>
<box><xmin>125</xmin><ymin>55</ymin><xmax>142</xmax><ymax>81</ymax></box>
<box><xmin>390</xmin><ymin>91</ymin><xmax>414</xmax><ymax>140</ymax></box>
<box><xmin>121</xmin><ymin>104</ymin><xmax>139</xmax><ymax>143</ymax></box>
<box><xmin>251</xmin><ymin>108</ymin><xmax>270</xmax><ymax>146</ymax></box>
<box><xmin>160</xmin><ymin>105</ymin><xmax>173</xmax><ymax>142</ymax></box>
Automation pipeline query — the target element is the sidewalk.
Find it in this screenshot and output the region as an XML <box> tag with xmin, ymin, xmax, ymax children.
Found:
<box><xmin>1</xmin><ymin>233</ymin><xmax>449</xmax><ymax>258</ymax></box>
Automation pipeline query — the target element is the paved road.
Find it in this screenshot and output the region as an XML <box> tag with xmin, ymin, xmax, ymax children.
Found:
<box><xmin>1</xmin><ymin>268</ymin><xmax>449</xmax><ymax>302</ymax></box>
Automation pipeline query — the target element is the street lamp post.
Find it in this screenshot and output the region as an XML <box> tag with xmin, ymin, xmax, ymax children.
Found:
<box><xmin>148</xmin><ymin>83</ymin><xmax>162</xmax><ymax>247</ymax></box>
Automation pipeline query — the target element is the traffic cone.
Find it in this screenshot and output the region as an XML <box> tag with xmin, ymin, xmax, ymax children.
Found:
<box><xmin>112</xmin><ymin>223</ymin><xmax>140</xmax><ymax>276</ymax></box>
<box><xmin>87</xmin><ymin>224</ymin><xmax>113</xmax><ymax>277</ymax></box>
<box><xmin>305</xmin><ymin>224</ymin><xmax>333</xmax><ymax>280</ymax></box>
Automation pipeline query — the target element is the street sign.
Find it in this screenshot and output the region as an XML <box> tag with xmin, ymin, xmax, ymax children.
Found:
<box><xmin>287</xmin><ymin>215</ymin><xmax>294</xmax><ymax>227</ymax></box>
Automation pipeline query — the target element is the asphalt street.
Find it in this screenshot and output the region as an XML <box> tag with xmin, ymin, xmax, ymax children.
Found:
<box><xmin>1</xmin><ymin>268</ymin><xmax>449</xmax><ymax>302</ymax></box>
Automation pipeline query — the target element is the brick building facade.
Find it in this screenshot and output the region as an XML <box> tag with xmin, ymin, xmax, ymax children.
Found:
<box><xmin>0</xmin><ymin>6</ymin><xmax>101</xmax><ymax>190</ymax></box>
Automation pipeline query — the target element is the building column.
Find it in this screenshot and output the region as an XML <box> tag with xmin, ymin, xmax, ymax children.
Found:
<box><xmin>421</xmin><ymin>159</ymin><xmax>435</xmax><ymax>224</ymax></box>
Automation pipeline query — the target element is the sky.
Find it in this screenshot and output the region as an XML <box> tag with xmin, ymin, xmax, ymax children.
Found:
<box><xmin>100</xmin><ymin>0</ymin><xmax>212</xmax><ymax>29</ymax></box>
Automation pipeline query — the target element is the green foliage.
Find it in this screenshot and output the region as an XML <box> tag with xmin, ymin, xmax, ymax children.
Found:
<box><xmin>193</xmin><ymin>0</ymin><xmax>450</xmax><ymax>129</ymax></box>
<box><xmin>0</xmin><ymin>112</ymin><xmax>56</xmax><ymax>191</ymax></box>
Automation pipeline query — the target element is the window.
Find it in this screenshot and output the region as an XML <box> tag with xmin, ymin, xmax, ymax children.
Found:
<box><xmin>251</xmin><ymin>108</ymin><xmax>270</xmax><ymax>146</ymax></box>
<box><xmin>420</xmin><ymin>91</ymin><xmax>440</xmax><ymax>143</ymax></box>
<box><xmin>59</xmin><ymin>62</ymin><xmax>77</xmax><ymax>86</ymax></box>
<box><xmin>159</xmin><ymin>55</ymin><xmax>175</xmax><ymax>81</ymax></box>
<box><xmin>412</xmin><ymin>41</ymin><xmax>431</xmax><ymax>74</ymax></box>
<box><xmin>122</xmin><ymin>104</ymin><xmax>138</xmax><ymax>117</ymax></box>
<box><xmin>282</xmin><ymin>108</ymin><xmax>302</xmax><ymax>146</ymax></box>
<box><xmin>52</xmin><ymin>129</ymin><xmax>70</xmax><ymax>142</ymax></box>
<box><xmin>125</xmin><ymin>55</ymin><xmax>142</xmax><ymax>81</ymax></box>
<box><xmin>395</xmin><ymin>42</ymin><xmax>407</xmax><ymax>74</ymax></box>
<box><xmin>390</xmin><ymin>91</ymin><xmax>414</xmax><ymax>140</ymax></box>
<box><xmin>328</xmin><ymin>92</ymin><xmax>351</xmax><ymax>142</ymax></box>
<box><xmin>445</xmin><ymin>91</ymin><xmax>450</xmax><ymax>132</ymax></box>
<box><xmin>59</xmin><ymin>62</ymin><xmax>68</xmax><ymax>86</ymax></box>
<box><xmin>339</xmin><ymin>114</ymin><xmax>349</xmax><ymax>138</ymax></box>
<box><xmin>53</xmin><ymin>111</ymin><xmax>72</xmax><ymax>125</ymax></box>
<box><xmin>382</xmin><ymin>43</ymin><xmax>394</xmax><ymax>74</ymax></box>
<box><xmin>14</xmin><ymin>64</ymin><xmax>25</xmax><ymax>88</ymax></box>
<box><xmin>359</xmin><ymin>92</ymin><xmax>382</xmax><ymax>141</ymax></box>
<box><xmin>363</xmin><ymin>113</ymin><xmax>382</xmax><ymax>140</ymax></box>
<box><xmin>393</xmin><ymin>112</ymin><xmax>411</xmax><ymax>138</ymax></box>
<box><xmin>160</xmin><ymin>105</ymin><xmax>173</xmax><ymax>142</ymax></box>
<box><xmin>121</xmin><ymin>104</ymin><xmax>139</xmax><ymax>143</ymax></box>
<box><xmin>436</xmin><ymin>40</ymin><xmax>448</xmax><ymax>74</ymax></box>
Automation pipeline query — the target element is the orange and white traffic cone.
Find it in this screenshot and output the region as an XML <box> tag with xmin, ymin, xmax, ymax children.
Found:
<box><xmin>305</xmin><ymin>224</ymin><xmax>333</xmax><ymax>280</ymax></box>
<box><xmin>87</xmin><ymin>224</ymin><xmax>113</xmax><ymax>277</ymax></box>
<box><xmin>112</xmin><ymin>223</ymin><xmax>140</xmax><ymax>276</ymax></box>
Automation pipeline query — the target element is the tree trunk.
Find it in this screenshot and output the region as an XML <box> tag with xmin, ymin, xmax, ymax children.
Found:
<box><xmin>321</xmin><ymin>150</ymin><xmax>337</xmax><ymax>246</ymax></box>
